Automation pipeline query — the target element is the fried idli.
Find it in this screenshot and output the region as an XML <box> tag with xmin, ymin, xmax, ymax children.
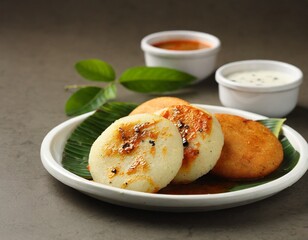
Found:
<box><xmin>157</xmin><ymin>105</ymin><xmax>224</xmax><ymax>184</ymax></box>
<box><xmin>211</xmin><ymin>114</ymin><xmax>284</xmax><ymax>180</ymax></box>
<box><xmin>89</xmin><ymin>113</ymin><xmax>183</xmax><ymax>193</ymax></box>
<box><xmin>129</xmin><ymin>96</ymin><xmax>189</xmax><ymax>115</ymax></box>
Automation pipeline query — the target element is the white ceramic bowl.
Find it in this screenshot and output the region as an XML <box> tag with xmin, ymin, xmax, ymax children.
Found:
<box><xmin>215</xmin><ymin>60</ymin><xmax>303</xmax><ymax>117</ymax></box>
<box><xmin>141</xmin><ymin>30</ymin><xmax>221</xmax><ymax>83</ymax></box>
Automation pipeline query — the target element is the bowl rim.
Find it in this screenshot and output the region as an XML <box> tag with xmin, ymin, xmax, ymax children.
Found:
<box><xmin>141</xmin><ymin>30</ymin><xmax>221</xmax><ymax>57</ymax></box>
<box><xmin>215</xmin><ymin>59</ymin><xmax>303</xmax><ymax>93</ymax></box>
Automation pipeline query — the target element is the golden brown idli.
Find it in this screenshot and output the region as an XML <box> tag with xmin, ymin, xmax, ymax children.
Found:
<box><xmin>89</xmin><ymin>113</ymin><xmax>183</xmax><ymax>193</ymax></box>
<box><xmin>129</xmin><ymin>96</ymin><xmax>189</xmax><ymax>115</ymax></box>
<box><xmin>211</xmin><ymin>114</ymin><xmax>284</xmax><ymax>180</ymax></box>
<box><xmin>156</xmin><ymin>105</ymin><xmax>224</xmax><ymax>184</ymax></box>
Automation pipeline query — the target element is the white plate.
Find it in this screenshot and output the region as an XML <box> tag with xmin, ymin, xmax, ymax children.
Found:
<box><xmin>40</xmin><ymin>104</ymin><xmax>308</xmax><ymax>212</ymax></box>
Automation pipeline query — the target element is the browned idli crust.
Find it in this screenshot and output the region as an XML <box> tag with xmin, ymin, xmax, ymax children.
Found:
<box><xmin>157</xmin><ymin>104</ymin><xmax>224</xmax><ymax>184</ymax></box>
<box><xmin>211</xmin><ymin>114</ymin><xmax>283</xmax><ymax>180</ymax></box>
<box><xmin>129</xmin><ymin>97</ymin><xmax>190</xmax><ymax>115</ymax></box>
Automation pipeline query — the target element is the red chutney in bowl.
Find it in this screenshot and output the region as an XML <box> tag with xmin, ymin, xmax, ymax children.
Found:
<box><xmin>152</xmin><ymin>39</ymin><xmax>212</xmax><ymax>51</ymax></box>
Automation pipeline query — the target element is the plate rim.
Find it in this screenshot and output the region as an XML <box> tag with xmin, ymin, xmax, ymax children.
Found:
<box><xmin>40</xmin><ymin>104</ymin><xmax>308</xmax><ymax>211</ymax></box>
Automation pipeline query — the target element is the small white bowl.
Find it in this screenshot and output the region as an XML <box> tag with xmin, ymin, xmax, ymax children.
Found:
<box><xmin>215</xmin><ymin>60</ymin><xmax>303</xmax><ymax>117</ymax></box>
<box><xmin>141</xmin><ymin>30</ymin><xmax>221</xmax><ymax>82</ymax></box>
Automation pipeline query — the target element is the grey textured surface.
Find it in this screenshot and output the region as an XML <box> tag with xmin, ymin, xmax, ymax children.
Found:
<box><xmin>1</xmin><ymin>0</ymin><xmax>307</xmax><ymax>239</ymax></box>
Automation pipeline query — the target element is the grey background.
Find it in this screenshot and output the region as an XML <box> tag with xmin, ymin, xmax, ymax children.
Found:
<box><xmin>1</xmin><ymin>0</ymin><xmax>307</xmax><ymax>239</ymax></box>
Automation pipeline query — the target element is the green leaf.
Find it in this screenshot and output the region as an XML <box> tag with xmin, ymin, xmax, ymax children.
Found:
<box><xmin>258</xmin><ymin>118</ymin><xmax>286</xmax><ymax>138</ymax></box>
<box><xmin>279</xmin><ymin>136</ymin><xmax>300</xmax><ymax>173</ymax></box>
<box><xmin>119</xmin><ymin>66</ymin><xmax>196</xmax><ymax>93</ymax></box>
<box><xmin>62</xmin><ymin>102</ymin><xmax>138</xmax><ymax>179</ymax></box>
<box><xmin>75</xmin><ymin>59</ymin><xmax>116</xmax><ymax>82</ymax></box>
<box><xmin>65</xmin><ymin>84</ymin><xmax>117</xmax><ymax>116</ymax></box>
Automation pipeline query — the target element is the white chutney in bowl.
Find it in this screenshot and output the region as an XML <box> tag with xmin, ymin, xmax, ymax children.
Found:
<box><xmin>215</xmin><ymin>60</ymin><xmax>303</xmax><ymax>117</ymax></box>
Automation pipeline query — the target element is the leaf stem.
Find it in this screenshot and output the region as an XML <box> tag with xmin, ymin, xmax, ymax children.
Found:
<box><xmin>64</xmin><ymin>84</ymin><xmax>91</xmax><ymax>91</ymax></box>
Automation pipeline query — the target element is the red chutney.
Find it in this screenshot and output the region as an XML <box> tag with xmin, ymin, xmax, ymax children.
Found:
<box><xmin>152</xmin><ymin>39</ymin><xmax>211</xmax><ymax>51</ymax></box>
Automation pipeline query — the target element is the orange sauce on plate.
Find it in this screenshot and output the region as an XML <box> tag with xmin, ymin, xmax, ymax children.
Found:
<box><xmin>152</xmin><ymin>39</ymin><xmax>211</xmax><ymax>51</ymax></box>
<box><xmin>158</xmin><ymin>174</ymin><xmax>237</xmax><ymax>195</ymax></box>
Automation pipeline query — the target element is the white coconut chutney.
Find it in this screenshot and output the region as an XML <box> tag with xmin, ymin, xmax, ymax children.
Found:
<box><xmin>227</xmin><ymin>70</ymin><xmax>293</xmax><ymax>86</ymax></box>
